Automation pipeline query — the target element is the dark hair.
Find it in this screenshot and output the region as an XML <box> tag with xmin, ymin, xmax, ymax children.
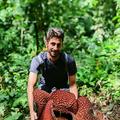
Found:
<box><xmin>46</xmin><ymin>27</ymin><xmax>64</xmax><ymax>42</ymax></box>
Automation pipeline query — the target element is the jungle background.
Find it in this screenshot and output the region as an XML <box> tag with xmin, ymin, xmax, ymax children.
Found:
<box><xmin>0</xmin><ymin>0</ymin><xmax>120</xmax><ymax>120</ymax></box>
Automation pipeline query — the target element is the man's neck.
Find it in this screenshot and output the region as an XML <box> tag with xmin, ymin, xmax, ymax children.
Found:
<box><xmin>47</xmin><ymin>52</ymin><xmax>60</xmax><ymax>62</ymax></box>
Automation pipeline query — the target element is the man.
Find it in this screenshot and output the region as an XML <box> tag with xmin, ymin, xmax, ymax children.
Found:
<box><xmin>27</xmin><ymin>27</ymin><xmax>78</xmax><ymax>120</ymax></box>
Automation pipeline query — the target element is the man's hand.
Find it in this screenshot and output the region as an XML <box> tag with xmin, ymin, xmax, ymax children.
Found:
<box><xmin>69</xmin><ymin>75</ymin><xmax>78</xmax><ymax>99</ymax></box>
<box><xmin>30</xmin><ymin>111</ymin><xmax>38</xmax><ymax>120</ymax></box>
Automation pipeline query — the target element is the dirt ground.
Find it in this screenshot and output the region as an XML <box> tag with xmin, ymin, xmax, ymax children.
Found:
<box><xmin>91</xmin><ymin>96</ymin><xmax>120</xmax><ymax>120</ymax></box>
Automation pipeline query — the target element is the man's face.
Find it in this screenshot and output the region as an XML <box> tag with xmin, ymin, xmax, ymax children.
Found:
<box><xmin>46</xmin><ymin>37</ymin><xmax>62</xmax><ymax>58</ymax></box>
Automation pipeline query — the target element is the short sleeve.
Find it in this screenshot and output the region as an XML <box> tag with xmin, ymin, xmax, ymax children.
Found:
<box><xmin>29</xmin><ymin>57</ymin><xmax>40</xmax><ymax>73</ymax></box>
<box><xmin>67</xmin><ymin>56</ymin><xmax>77</xmax><ymax>76</ymax></box>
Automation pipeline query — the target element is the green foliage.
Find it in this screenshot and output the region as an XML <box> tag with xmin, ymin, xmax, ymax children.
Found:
<box><xmin>0</xmin><ymin>0</ymin><xmax>120</xmax><ymax>119</ymax></box>
<box><xmin>0</xmin><ymin>52</ymin><xmax>29</xmax><ymax>119</ymax></box>
<box><xmin>4</xmin><ymin>111</ymin><xmax>22</xmax><ymax>120</ymax></box>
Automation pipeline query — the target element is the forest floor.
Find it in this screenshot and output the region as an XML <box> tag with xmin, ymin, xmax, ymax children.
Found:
<box><xmin>90</xmin><ymin>94</ymin><xmax>120</xmax><ymax>120</ymax></box>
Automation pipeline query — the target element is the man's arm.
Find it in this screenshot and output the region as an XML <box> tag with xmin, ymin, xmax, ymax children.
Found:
<box><xmin>69</xmin><ymin>74</ymin><xmax>78</xmax><ymax>99</ymax></box>
<box><xmin>27</xmin><ymin>72</ymin><xmax>38</xmax><ymax>120</ymax></box>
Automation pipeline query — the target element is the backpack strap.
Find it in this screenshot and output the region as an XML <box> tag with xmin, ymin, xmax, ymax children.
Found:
<box><xmin>37</xmin><ymin>54</ymin><xmax>44</xmax><ymax>64</ymax></box>
<box><xmin>64</xmin><ymin>52</ymin><xmax>69</xmax><ymax>73</ymax></box>
<box><xmin>36</xmin><ymin>53</ymin><xmax>45</xmax><ymax>74</ymax></box>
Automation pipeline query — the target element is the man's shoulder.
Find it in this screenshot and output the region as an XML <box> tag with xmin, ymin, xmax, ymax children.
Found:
<box><xmin>63</xmin><ymin>52</ymin><xmax>75</xmax><ymax>63</ymax></box>
<box><xmin>37</xmin><ymin>51</ymin><xmax>47</xmax><ymax>60</ymax></box>
<box><xmin>33</xmin><ymin>51</ymin><xmax>47</xmax><ymax>64</ymax></box>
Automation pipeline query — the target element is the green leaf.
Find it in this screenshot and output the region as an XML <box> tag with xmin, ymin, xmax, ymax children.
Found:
<box><xmin>13</xmin><ymin>94</ymin><xmax>27</xmax><ymax>108</ymax></box>
<box><xmin>4</xmin><ymin>112</ymin><xmax>22</xmax><ymax>120</ymax></box>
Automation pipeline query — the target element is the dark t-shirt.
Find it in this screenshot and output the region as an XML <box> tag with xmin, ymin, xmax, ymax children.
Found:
<box><xmin>29</xmin><ymin>51</ymin><xmax>77</xmax><ymax>93</ymax></box>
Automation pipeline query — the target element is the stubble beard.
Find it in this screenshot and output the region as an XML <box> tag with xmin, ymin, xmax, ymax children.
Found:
<box><xmin>48</xmin><ymin>50</ymin><xmax>60</xmax><ymax>61</ymax></box>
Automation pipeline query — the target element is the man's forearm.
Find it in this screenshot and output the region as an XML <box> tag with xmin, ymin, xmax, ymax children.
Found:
<box><xmin>27</xmin><ymin>72</ymin><xmax>38</xmax><ymax>120</ymax></box>
<box><xmin>70</xmin><ymin>83</ymin><xmax>78</xmax><ymax>99</ymax></box>
<box><xmin>27</xmin><ymin>85</ymin><xmax>34</xmax><ymax>114</ymax></box>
